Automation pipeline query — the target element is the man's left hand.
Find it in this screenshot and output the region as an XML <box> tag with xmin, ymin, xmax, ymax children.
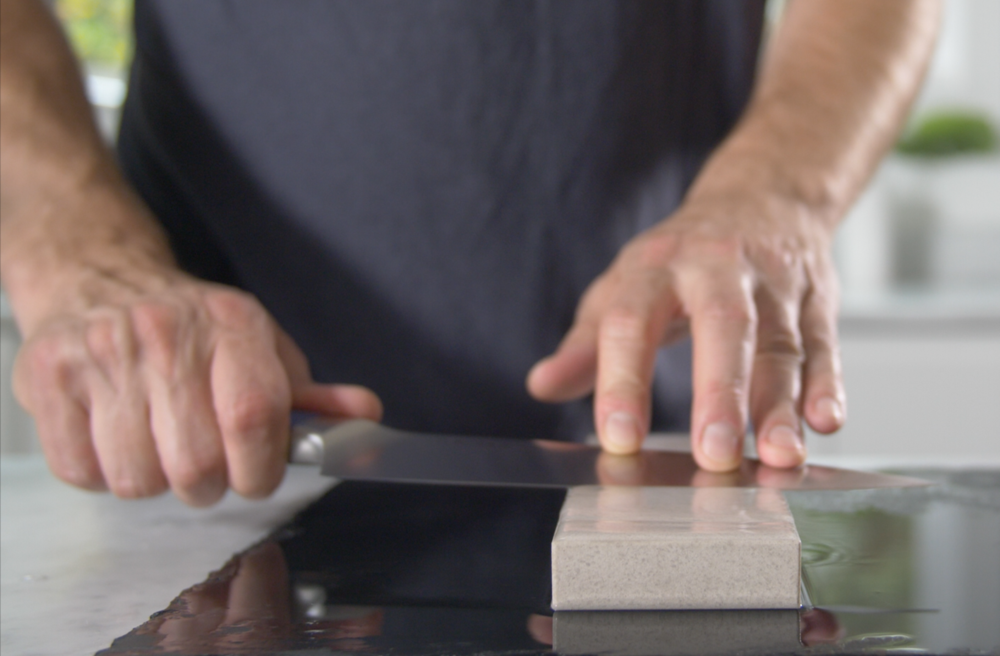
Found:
<box><xmin>528</xmin><ymin>191</ymin><xmax>844</xmax><ymax>472</ymax></box>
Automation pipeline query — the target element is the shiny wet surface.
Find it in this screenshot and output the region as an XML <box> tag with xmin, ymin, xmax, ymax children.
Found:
<box><xmin>99</xmin><ymin>469</ymin><xmax>1000</xmax><ymax>655</ymax></box>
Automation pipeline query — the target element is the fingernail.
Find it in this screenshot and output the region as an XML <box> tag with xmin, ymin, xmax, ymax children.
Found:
<box><xmin>604</xmin><ymin>412</ymin><xmax>641</xmax><ymax>454</ymax></box>
<box><xmin>767</xmin><ymin>425</ymin><xmax>804</xmax><ymax>453</ymax></box>
<box><xmin>701</xmin><ymin>422</ymin><xmax>739</xmax><ymax>464</ymax></box>
<box><xmin>816</xmin><ymin>396</ymin><xmax>844</xmax><ymax>424</ymax></box>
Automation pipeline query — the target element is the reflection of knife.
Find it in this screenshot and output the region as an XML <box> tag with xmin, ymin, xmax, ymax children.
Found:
<box><xmin>289</xmin><ymin>418</ymin><xmax>929</xmax><ymax>490</ymax></box>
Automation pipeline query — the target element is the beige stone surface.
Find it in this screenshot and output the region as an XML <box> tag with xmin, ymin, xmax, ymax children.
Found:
<box><xmin>550</xmin><ymin>486</ymin><xmax>801</xmax><ymax>610</ymax></box>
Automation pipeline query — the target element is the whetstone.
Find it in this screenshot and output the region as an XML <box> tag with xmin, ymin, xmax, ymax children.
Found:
<box><xmin>550</xmin><ymin>486</ymin><xmax>801</xmax><ymax>610</ymax></box>
<box><xmin>553</xmin><ymin>609</ymin><xmax>802</xmax><ymax>655</ymax></box>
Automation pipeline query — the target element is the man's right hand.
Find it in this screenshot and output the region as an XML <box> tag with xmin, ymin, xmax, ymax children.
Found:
<box><xmin>11</xmin><ymin>266</ymin><xmax>382</xmax><ymax>506</ymax></box>
<box><xmin>2</xmin><ymin>0</ymin><xmax>383</xmax><ymax>506</ymax></box>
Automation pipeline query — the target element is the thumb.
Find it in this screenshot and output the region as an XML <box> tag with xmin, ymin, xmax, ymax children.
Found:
<box><xmin>292</xmin><ymin>383</ymin><xmax>384</xmax><ymax>422</ymax></box>
<box><xmin>274</xmin><ymin>324</ymin><xmax>384</xmax><ymax>421</ymax></box>
<box><xmin>526</xmin><ymin>324</ymin><xmax>598</xmax><ymax>402</ymax></box>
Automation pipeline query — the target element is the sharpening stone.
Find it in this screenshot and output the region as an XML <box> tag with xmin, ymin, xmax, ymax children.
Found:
<box><xmin>553</xmin><ymin>610</ymin><xmax>801</xmax><ymax>655</ymax></box>
<box><xmin>550</xmin><ymin>486</ymin><xmax>801</xmax><ymax>610</ymax></box>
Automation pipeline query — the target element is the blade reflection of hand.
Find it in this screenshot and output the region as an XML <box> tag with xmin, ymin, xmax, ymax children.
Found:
<box><xmin>153</xmin><ymin>542</ymin><xmax>293</xmax><ymax>651</ymax></box>
<box><xmin>752</xmin><ymin>462</ymin><xmax>807</xmax><ymax>489</ymax></box>
<box><xmin>141</xmin><ymin>542</ymin><xmax>384</xmax><ymax>652</ymax></box>
<box><xmin>527</xmin><ymin>613</ymin><xmax>554</xmax><ymax>646</ymax></box>
<box><xmin>800</xmin><ymin>607</ymin><xmax>843</xmax><ymax>645</ymax></box>
<box><xmin>595</xmin><ymin>451</ymin><xmax>648</xmax><ymax>486</ymax></box>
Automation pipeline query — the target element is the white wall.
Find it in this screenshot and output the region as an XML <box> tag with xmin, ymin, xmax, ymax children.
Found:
<box><xmin>809</xmin><ymin>323</ymin><xmax>1000</xmax><ymax>465</ymax></box>
<box><xmin>914</xmin><ymin>0</ymin><xmax>1000</xmax><ymax>127</ymax></box>
<box><xmin>835</xmin><ymin>0</ymin><xmax>1000</xmax><ymax>299</ymax></box>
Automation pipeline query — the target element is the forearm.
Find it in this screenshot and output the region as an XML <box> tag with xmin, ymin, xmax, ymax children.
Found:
<box><xmin>0</xmin><ymin>0</ymin><xmax>174</xmax><ymax>334</ymax></box>
<box><xmin>687</xmin><ymin>0</ymin><xmax>941</xmax><ymax>228</ymax></box>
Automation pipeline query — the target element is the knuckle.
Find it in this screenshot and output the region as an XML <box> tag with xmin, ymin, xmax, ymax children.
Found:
<box><xmin>627</xmin><ymin>233</ymin><xmax>679</xmax><ymax>269</ymax></box>
<box><xmin>109</xmin><ymin>475</ymin><xmax>165</xmax><ymax>499</ymax></box>
<box><xmin>601</xmin><ymin>308</ymin><xmax>651</xmax><ymax>346</ymax></box>
<box><xmin>85</xmin><ymin>311</ymin><xmax>132</xmax><ymax>365</ymax></box>
<box><xmin>599</xmin><ymin>379</ymin><xmax>647</xmax><ymax>405</ymax></box>
<box><xmin>18</xmin><ymin>333</ymin><xmax>62</xmax><ymax>371</ymax></box>
<box><xmin>204</xmin><ymin>289</ymin><xmax>267</xmax><ymax>330</ymax></box>
<box><xmin>220</xmin><ymin>390</ymin><xmax>282</xmax><ymax>440</ymax></box>
<box><xmin>702</xmin><ymin>378</ymin><xmax>749</xmax><ymax>404</ymax></box>
<box><xmin>802</xmin><ymin>323</ymin><xmax>838</xmax><ymax>355</ymax></box>
<box><xmin>170</xmin><ymin>458</ymin><xmax>223</xmax><ymax>496</ymax></box>
<box><xmin>14</xmin><ymin>333</ymin><xmax>85</xmax><ymax>407</ymax></box>
<box><xmin>699</xmin><ymin>299</ymin><xmax>755</xmax><ymax>326</ymax></box>
<box><xmin>235</xmin><ymin>473</ymin><xmax>282</xmax><ymax>500</ymax></box>
<box><xmin>757</xmin><ymin>331</ymin><xmax>805</xmax><ymax>361</ymax></box>
<box><xmin>13</xmin><ymin>347</ymin><xmax>55</xmax><ymax>403</ymax></box>
<box><xmin>52</xmin><ymin>462</ymin><xmax>103</xmax><ymax>490</ymax></box>
<box><xmin>130</xmin><ymin>302</ymin><xmax>184</xmax><ymax>373</ymax></box>
<box><xmin>756</xmin><ymin>245</ymin><xmax>803</xmax><ymax>278</ymax></box>
<box><xmin>698</xmin><ymin>236</ymin><xmax>744</xmax><ymax>261</ymax></box>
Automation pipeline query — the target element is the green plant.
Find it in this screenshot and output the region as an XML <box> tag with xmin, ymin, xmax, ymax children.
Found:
<box><xmin>55</xmin><ymin>0</ymin><xmax>133</xmax><ymax>70</ymax></box>
<box><xmin>896</xmin><ymin>110</ymin><xmax>998</xmax><ymax>158</ymax></box>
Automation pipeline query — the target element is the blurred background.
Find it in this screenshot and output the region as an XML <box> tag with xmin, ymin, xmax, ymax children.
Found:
<box><xmin>2</xmin><ymin>0</ymin><xmax>998</xmax><ymax>464</ymax></box>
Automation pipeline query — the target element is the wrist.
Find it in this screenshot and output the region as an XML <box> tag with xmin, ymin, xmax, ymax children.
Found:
<box><xmin>1</xmin><ymin>181</ymin><xmax>179</xmax><ymax>336</ymax></box>
<box><xmin>685</xmin><ymin>137</ymin><xmax>844</xmax><ymax>237</ymax></box>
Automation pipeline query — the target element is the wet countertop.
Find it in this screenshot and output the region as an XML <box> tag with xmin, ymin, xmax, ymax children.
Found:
<box><xmin>3</xmin><ymin>453</ymin><xmax>1000</xmax><ymax>655</ymax></box>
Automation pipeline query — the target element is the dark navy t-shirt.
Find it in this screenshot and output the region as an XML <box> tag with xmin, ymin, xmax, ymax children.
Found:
<box><xmin>117</xmin><ymin>0</ymin><xmax>765</xmax><ymax>440</ymax></box>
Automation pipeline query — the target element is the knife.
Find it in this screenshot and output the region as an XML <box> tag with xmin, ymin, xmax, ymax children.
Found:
<box><xmin>288</xmin><ymin>418</ymin><xmax>930</xmax><ymax>490</ymax></box>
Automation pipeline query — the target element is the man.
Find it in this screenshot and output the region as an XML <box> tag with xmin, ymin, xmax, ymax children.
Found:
<box><xmin>0</xmin><ymin>0</ymin><xmax>939</xmax><ymax>506</ymax></box>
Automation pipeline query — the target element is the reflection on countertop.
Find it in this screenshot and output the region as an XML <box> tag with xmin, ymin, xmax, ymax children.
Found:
<box><xmin>97</xmin><ymin>471</ymin><xmax>1000</xmax><ymax>656</ymax></box>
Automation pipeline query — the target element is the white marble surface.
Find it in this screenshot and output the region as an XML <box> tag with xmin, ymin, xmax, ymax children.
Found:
<box><xmin>0</xmin><ymin>455</ymin><xmax>335</xmax><ymax>656</ymax></box>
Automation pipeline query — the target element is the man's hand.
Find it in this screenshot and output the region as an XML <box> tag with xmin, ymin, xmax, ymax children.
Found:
<box><xmin>11</xmin><ymin>265</ymin><xmax>382</xmax><ymax>506</ymax></box>
<box><xmin>1</xmin><ymin>0</ymin><xmax>382</xmax><ymax>505</ymax></box>
<box><xmin>529</xmin><ymin>0</ymin><xmax>940</xmax><ymax>470</ymax></box>
<box><xmin>529</xmin><ymin>193</ymin><xmax>841</xmax><ymax>471</ymax></box>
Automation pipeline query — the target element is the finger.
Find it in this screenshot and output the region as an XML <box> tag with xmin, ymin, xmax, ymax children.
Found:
<box><xmin>685</xmin><ymin>268</ymin><xmax>756</xmax><ymax>472</ymax></box>
<box><xmin>751</xmin><ymin>487</ymin><xmax>789</xmax><ymax>514</ymax></box>
<box><xmin>89</xmin><ymin>387</ymin><xmax>168</xmax><ymax>499</ymax></box>
<box><xmin>224</xmin><ymin>543</ymin><xmax>291</xmax><ymax>630</ymax></box>
<box><xmin>12</xmin><ymin>339</ymin><xmax>105</xmax><ymax>490</ymax></box>
<box><xmin>133</xmin><ymin>303</ymin><xmax>229</xmax><ymax>506</ymax></box>
<box><xmin>212</xmin><ymin>328</ymin><xmax>291</xmax><ymax>499</ymax></box>
<box><xmin>273</xmin><ymin>324</ymin><xmax>384</xmax><ymax>421</ymax></box>
<box><xmin>35</xmin><ymin>397</ymin><xmax>104</xmax><ymax>490</ymax></box>
<box><xmin>595</xmin><ymin>451</ymin><xmax>648</xmax><ymax>485</ymax></box>
<box><xmin>149</xmin><ymin>377</ymin><xmax>228</xmax><ymax>507</ymax></box>
<box><xmin>800</xmin><ymin>284</ymin><xmax>846</xmax><ymax>434</ymax></box>
<box><xmin>750</xmin><ymin>289</ymin><xmax>807</xmax><ymax>469</ymax></box>
<box><xmin>84</xmin><ymin>317</ymin><xmax>168</xmax><ymax>499</ymax></box>
<box><xmin>690</xmin><ymin>468</ymin><xmax>742</xmax><ymax>488</ymax></box>
<box><xmin>158</xmin><ymin>562</ymin><xmax>235</xmax><ymax>644</ymax></box>
<box><xmin>800</xmin><ymin>608</ymin><xmax>843</xmax><ymax>646</ymax></box>
<box><xmin>753</xmin><ymin>463</ymin><xmax>807</xmax><ymax>489</ymax></box>
<box><xmin>593</xmin><ymin>273</ymin><xmax>678</xmax><ymax>454</ymax></box>
<box><xmin>293</xmin><ymin>383</ymin><xmax>383</xmax><ymax>421</ymax></box>
<box><xmin>526</xmin><ymin>322</ymin><xmax>598</xmax><ymax>402</ymax></box>
<box><xmin>273</xmin><ymin>324</ymin><xmax>313</xmax><ymax>387</ymax></box>
<box><xmin>526</xmin><ymin>614</ymin><xmax>553</xmax><ymax>646</ymax></box>
<box><xmin>527</xmin><ymin>275</ymin><xmax>616</xmax><ymax>403</ymax></box>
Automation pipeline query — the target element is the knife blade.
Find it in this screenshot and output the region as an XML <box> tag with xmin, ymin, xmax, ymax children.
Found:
<box><xmin>289</xmin><ymin>418</ymin><xmax>930</xmax><ymax>490</ymax></box>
